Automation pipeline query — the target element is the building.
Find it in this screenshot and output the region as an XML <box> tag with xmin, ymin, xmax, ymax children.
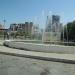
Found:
<box><xmin>10</xmin><ymin>23</ymin><xmax>17</xmax><ymax>31</ymax></box>
<box><xmin>0</xmin><ymin>24</ymin><xmax>6</xmax><ymax>32</ymax></box>
<box><xmin>10</xmin><ymin>21</ymin><xmax>42</xmax><ymax>39</ymax></box>
<box><xmin>42</xmin><ymin>15</ymin><xmax>62</xmax><ymax>42</ymax></box>
<box><xmin>45</xmin><ymin>15</ymin><xmax>60</xmax><ymax>32</ymax></box>
<box><xmin>10</xmin><ymin>22</ymin><xmax>34</xmax><ymax>37</ymax></box>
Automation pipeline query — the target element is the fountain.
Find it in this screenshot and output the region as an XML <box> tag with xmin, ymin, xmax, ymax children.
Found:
<box><xmin>42</xmin><ymin>14</ymin><xmax>62</xmax><ymax>43</ymax></box>
<box><xmin>3</xmin><ymin>12</ymin><xmax>75</xmax><ymax>54</ymax></box>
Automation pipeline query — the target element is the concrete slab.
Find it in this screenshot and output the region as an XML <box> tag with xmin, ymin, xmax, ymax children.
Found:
<box><xmin>1</xmin><ymin>54</ymin><xmax>75</xmax><ymax>75</ymax></box>
<box><xmin>0</xmin><ymin>46</ymin><xmax>75</xmax><ymax>64</ymax></box>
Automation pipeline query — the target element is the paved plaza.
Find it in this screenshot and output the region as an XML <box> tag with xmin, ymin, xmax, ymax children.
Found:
<box><xmin>0</xmin><ymin>40</ymin><xmax>75</xmax><ymax>75</ymax></box>
<box><xmin>0</xmin><ymin>53</ymin><xmax>75</xmax><ymax>75</ymax></box>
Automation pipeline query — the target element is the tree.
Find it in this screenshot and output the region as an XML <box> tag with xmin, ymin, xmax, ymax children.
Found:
<box><xmin>62</xmin><ymin>21</ymin><xmax>75</xmax><ymax>42</ymax></box>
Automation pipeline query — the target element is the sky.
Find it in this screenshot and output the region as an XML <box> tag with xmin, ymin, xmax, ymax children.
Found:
<box><xmin>0</xmin><ymin>0</ymin><xmax>75</xmax><ymax>28</ymax></box>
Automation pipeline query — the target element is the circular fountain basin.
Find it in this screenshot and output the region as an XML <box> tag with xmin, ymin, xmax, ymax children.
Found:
<box><xmin>4</xmin><ymin>40</ymin><xmax>75</xmax><ymax>54</ymax></box>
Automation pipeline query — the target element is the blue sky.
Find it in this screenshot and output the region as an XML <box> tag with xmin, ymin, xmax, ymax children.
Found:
<box><xmin>0</xmin><ymin>0</ymin><xmax>75</xmax><ymax>28</ymax></box>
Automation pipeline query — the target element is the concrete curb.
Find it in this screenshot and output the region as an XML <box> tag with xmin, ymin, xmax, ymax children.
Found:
<box><xmin>0</xmin><ymin>50</ymin><xmax>75</xmax><ymax>64</ymax></box>
<box><xmin>2</xmin><ymin>40</ymin><xmax>75</xmax><ymax>64</ymax></box>
<box><xmin>4</xmin><ymin>40</ymin><xmax>75</xmax><ymax>54</ymax></box>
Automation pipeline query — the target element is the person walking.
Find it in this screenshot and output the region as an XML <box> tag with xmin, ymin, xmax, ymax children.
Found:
<box><xmin>7</xmin><ymin>32</ymin><xmax>10</xmax><ymax>40</ymax></box>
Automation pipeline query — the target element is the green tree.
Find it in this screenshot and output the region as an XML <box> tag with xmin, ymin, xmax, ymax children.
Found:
<box><xmin>62</xmin><ymin>21</ymin><xmax>75</xmax><ymax>42</ymax></box>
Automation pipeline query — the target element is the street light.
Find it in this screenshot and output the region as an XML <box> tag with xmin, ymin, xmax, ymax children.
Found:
<box><xmin>63</xmin><ymin>25</ymin><xmax>64</xmax><ymax>42</ymax></box>
<box><xmin>66</xmin><ymin>24</ymin><xmax>68</xmax><ymax>45</ymax></box>
<box><xmin>3</xmin><ymin>19</ymin><xmax>6</xmax><ymax>40</ymax></box>
<box><xmin>3</xmin><ymin>19</ymin><xmax>6</xmax><ymax>28</ymax></box>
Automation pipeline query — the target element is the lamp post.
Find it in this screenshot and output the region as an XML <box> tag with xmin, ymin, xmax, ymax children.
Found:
<box><xmin>3</xmin><ymin>19</ymin><xmax>6</xmax><ymax>40</ymax></box>
<box><xmin>63</xmin><ymin>26</ymin><xmax>64</xmax><ymax>42</ymax></box>
<box><xmin>66</xmin><ymin>24</ymin><xmax>68</xmax><ymax>45</ymax></box>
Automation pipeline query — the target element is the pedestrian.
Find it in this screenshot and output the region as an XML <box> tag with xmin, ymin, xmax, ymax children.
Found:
<box><xmin>7</xmin><ymin>32</ymin><xmax>10</xmax><ymax>40</ymax></box>
<box><xmin>4</xmin><ymin>30</ymin><xmax>7</xmax><ymax>40</ymax></box>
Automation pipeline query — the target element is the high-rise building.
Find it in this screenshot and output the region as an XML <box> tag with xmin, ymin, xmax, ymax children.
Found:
<box><xmin>52</xmin><ymin>15</ymin><xmax>60</xmax><ymax>32</ymax></box>
<box><xmin>52</xmin><ymin>15</ymin><xmax>60</xmax><ymax>24</ymax></box>
<box><xmin>45</xmin><ymin>15</ymin><xmax>60</xmax><ymax>32</ymax></box>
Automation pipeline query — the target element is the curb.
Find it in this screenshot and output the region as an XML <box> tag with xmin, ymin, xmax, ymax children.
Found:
<box><xmin>0</xmin><ymin>51</ymin><xmax>75</xmax><ymax>64</ymax></box>
<box><xmin>3</xmin><ymin>40</ymin><xmax>75</xmax><ymax>54</ymax></box>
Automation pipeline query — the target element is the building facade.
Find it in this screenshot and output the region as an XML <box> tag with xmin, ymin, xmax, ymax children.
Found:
<box><xmin>10</xmin><ymin>22</ymin><xmax>33</xmax><ymax>32</ymax></box>
<box><xmin>10</xmin><ymin>22</ymin><xmax>36</xmax><ymax>38</ymax></box>
<box><xmin>10</xmin><ymin>23</ymin><xmax>17</xmax><ymax>31</ymax></box>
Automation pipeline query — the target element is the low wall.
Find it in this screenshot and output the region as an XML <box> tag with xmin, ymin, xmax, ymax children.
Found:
<box><xmin>4</xmin><ymin>40</ymin><xmax>75</xmax><ymax>54</ymax></box>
